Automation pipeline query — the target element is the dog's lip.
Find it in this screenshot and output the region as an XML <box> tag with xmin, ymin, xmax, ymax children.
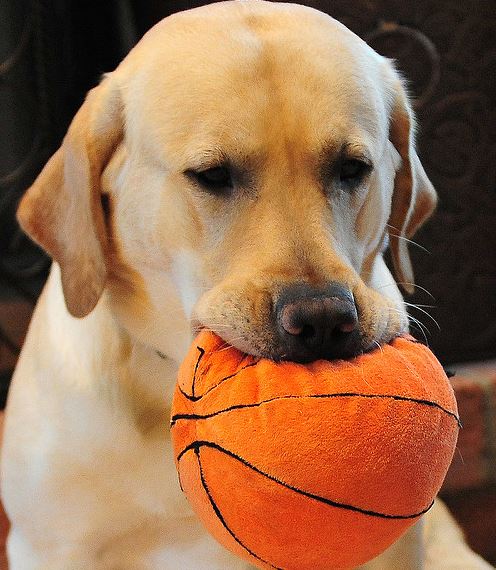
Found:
<box><xmin>191</xmin><ymin>318</ymin><xmax>391</xmax><ymax>362</ymax></box>
<box><xmin>191</xmin><ymin>321</ymin><xmax>236</xmax><ymax>350</ymax></box>
<box><xmin>190</xmin><ymin>318</ymin><xmax>204</xmax><ymax>337</ymax></box>
<box><xmin>192</xmin><ymin>319</ymin><xmax>266</xmax><ymax>358</ymax></box>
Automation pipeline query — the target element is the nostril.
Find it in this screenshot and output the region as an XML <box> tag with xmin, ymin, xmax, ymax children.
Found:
<box><xmin>338</xmin><ymin>321</ymin><xmax>357</xmax><ymax>334</ymax></box>
<box><xmin>280</xmin><ymin>300</ymin><xmax>326</xmax><ymax>338</ymax></box>
<box><xmin>280</xmin><ymin>305</ymin><xmax>305</xmax><ymax>336</ymax></box>
<box><xmin>300</xmin><ymin>324</ymin><xmax>316</xmax><ymax>340</ymax></box>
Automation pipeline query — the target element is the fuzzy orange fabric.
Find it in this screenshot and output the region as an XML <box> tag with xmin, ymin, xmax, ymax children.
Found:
<box><xmin>170</xmin><ymin>331</ymin><xmax>459</xmax><ymax>570</ymax></box>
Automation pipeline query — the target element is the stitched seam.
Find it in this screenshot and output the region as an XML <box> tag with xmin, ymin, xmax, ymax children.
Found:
<box><xmin>196</xmin><ymin>446</ymin><xmax>281</xmax><ymax>569</ymax></box>
<box><xmin>171</xmin><ymin>392</ymin><xmax>461</xmax><ymax>427</ymax></box>
<box><xmin>179</xmin><ymin>441</ymin><xmax>434</xmax><ymax>520</ymax></box>
<box><xmin>178</xmin><ymin>349</ymin><xmax>259</xmax><ymax>402</ymax></box>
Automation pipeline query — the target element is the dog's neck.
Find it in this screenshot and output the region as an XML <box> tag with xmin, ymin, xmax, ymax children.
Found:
<box><xmin>34</xmin><ymin>264</ymin><xmax>181</xmax><ymax>436</ymax></box>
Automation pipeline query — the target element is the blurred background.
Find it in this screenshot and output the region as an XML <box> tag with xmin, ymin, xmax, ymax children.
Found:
<box><xmin>1</xmin><ymin>0</ymin><xmax>495</xmax><ymax>565</ymax></box>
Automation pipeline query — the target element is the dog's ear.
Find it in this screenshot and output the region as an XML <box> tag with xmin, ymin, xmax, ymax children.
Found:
<box><xmin>387</xmin><ymin>77</ymin><xmax>437</xmax><ymax>294</ymax></box>
<box><xmin>17</xmin><ymin>77</ymin><xmax>123</xmax><ymax>317</ymax></box>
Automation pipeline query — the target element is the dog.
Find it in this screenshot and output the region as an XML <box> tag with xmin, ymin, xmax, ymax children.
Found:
<box><xmin>1</xmin><ymin>2</ymin><xmax>492</xmax><ymax>568</ymax></box>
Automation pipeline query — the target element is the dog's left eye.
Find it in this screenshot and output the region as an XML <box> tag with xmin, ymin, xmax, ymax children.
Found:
<box><xmin>188</xmin><ymin>166</ymin><xmax>233</xmax><ymax>194</ymax></box>
<box><xmin>338</xmin><ymin>159</ymin><xmax>371</xmax><ymax>187</ymax></box>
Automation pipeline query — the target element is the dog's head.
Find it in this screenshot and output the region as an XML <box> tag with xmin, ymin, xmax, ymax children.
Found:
<box><xmin>18</xmin><ymin>1</ymin><xmax>436</xmax><ymax>363</ymax></box>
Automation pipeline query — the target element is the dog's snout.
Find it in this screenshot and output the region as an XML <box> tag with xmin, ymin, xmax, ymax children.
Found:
<box><xmin>275</xmin><ymin>283</ymin><xmax>361</xmax><ymax>362</ymax></box>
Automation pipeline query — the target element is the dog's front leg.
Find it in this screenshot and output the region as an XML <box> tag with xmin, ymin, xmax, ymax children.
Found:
<box><xmin>358</xmin><ymin>521</ymin><xmax>424</xmax><ymax>570</ymax></box>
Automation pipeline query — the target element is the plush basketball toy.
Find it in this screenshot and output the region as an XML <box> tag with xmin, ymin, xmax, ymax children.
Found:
<box><xmin>170</xmin><ymin>331</ymin><xmax>459</xmax><ymax>570</ymax></box>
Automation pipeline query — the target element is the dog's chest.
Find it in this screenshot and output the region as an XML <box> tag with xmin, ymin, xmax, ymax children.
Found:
<box><xmin>87</xmin><ymin>349</ymin><xmax>191</xmax><ymax>518</ymax></box>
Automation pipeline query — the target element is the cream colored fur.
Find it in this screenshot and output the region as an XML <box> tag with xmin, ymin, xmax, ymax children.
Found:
<box><xmin>1</xmin><ymin>2</ymin><xmax>491</xmax><ymax>568</ymax></box>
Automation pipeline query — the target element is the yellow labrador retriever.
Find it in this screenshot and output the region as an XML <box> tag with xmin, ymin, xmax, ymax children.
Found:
<box><xmin>1</xmin><ymin>2</ymin><xmax>491</xmax><ymax>569</ymax></box>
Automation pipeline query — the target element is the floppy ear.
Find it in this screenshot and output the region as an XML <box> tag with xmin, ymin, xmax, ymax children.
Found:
<box><xmin>17</xmin><ymin>77</ymin><xmax>123</xmax><ymax>317</ymax></box>
<box><xmin>388</xmin><ymin>78</ymin><xmax>437</xmax><ymax>294</ymax></box>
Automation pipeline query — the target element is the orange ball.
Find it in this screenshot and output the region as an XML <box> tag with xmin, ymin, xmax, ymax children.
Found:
<box><xmin>171</xmin><ymin>331</ymin><xmax>459</xmax><ymax>570</ymax></box>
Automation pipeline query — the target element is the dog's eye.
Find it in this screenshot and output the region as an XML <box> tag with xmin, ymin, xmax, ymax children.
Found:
<box><xmin>338</xmin><ymin>159</ymin><xmax>371</xmax><ymax>187</ymax></box>
<box><xmin>189</xmin><ymin>166</ymin><xmax>233</xmax><ymax>194</ymax></box>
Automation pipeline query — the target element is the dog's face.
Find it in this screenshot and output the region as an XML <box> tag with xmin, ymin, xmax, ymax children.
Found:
<box><xmin>18</xmin><ymin>1</ymin><xmax>436</xmax><ymax>363</ymax></box>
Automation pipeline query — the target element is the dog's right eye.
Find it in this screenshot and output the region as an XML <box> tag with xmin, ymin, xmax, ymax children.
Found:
<box><xmin>187</xmin><ymin>166</ymin><xmax>233</xmax><ymax>194</ymax></box>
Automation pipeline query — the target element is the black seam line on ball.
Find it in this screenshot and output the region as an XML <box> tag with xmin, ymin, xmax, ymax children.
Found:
<box><xmin>178</xmin><ymin>345</ymin><xmax>259</xmax><ymax>402</ymax></box>
<box><xmin>191</xmin><ymin>346</ymin><xmax>205</xmax><ymax>399</ymax></box>
<box><xmin>170</xmin><ymin>392</ymin><xmax>461</xmax><ymax>428</ymax></box>
<box><xmin>195</xmin><ymin>446</ymin><xmax>282</xmax><ymax>570</ymax></box>
<box><xmin>179</xmin><ymin>440</ymin><xmax>434</xmax><ymax>520</ymax></box>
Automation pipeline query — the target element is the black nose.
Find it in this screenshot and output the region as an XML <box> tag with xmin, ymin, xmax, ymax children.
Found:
<box><xmin>274</xmin><ymin>283</ymin><xmax>361</xmax><ymax>363</ymax></box>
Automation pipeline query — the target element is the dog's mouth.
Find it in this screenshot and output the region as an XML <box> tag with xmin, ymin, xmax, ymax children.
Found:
<box><xmin>192</xmin><ymin>281</ymin><xmax>407</xmax><ymax>364</ymax></box>
<box><xmin>192</xmin><ymin>321</ymin><xmax>392</xmax><ymax>364</ymax></box>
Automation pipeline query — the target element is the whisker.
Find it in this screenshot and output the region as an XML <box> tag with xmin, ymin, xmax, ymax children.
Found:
<box><xmin>372</xmin><ymin>340</ymin><xmax>385</xmax><ymax>356</ymax></box>
<box><xmin>406</xmin><ymin>304</ymin><xmax>441</xmax><ymax>331</ymax></box>
<box><xmin>386</xmin><ymin>224</ymin><xmax>431</xmax><ymax>254</ymax></box>
<box><xmin>403</xmin><ymin>302</ymin><xmax>436</xmax><ymax>309</ymax></box>
<box><xmin>393</xmin><ymin>282</ymin><xmax>436</xmax><ymax>300</ymax></box>
<box><xmin>387</xmin><ymin>307</ymin><xmax>430</xmax><ymax>344</ymax></box>
<box><xmin>407</xmin><ymin>317</ymin><xmax>430</xmax><ymax>345</ymax></box>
